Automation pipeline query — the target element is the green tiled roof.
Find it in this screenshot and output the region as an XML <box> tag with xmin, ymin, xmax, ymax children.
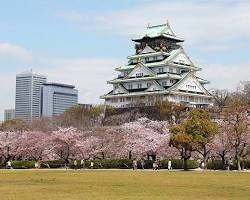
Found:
<box><xmin>132</xmin><ymin>23</ymin><xmax>184</xmax><ymax>42</ymax></box>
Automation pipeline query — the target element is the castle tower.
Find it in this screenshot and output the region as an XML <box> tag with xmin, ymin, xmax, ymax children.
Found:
<box><xmin>101</xmin><ymin>22</ymin><xmax>212</xmax><ymax>108</ymax></box>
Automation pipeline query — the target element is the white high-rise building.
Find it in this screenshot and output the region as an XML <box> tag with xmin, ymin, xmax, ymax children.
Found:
<box><xmin>102</xmin><ymin>22</ymin><xmax>212</xmax><ymax>108</ymax></box>
<box><xmin>41</xmin><ymin>83</ymin><xmax>78</xmax><ymax>117</ymax></box>
<box><xmin>15</xmin><ymin>72</ymin><xmax>47</xmax><ymax>121</ymax></box>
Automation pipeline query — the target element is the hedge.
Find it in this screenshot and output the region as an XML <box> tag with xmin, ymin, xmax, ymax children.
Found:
<box><xmin>6</xmin><ymin>159</ymin><xmax>199</xmax><ymax>169</ymax></box>
<box><xmin>5</xmin><ymin>159</ymin><xmax>250</xmax><ymax>170</ymax></box>
<box><xmin>207</xmin><ymin>160</ymin><xmax>250</xmax><ymax>170</ymax></box>
<box><xmin>11</xmin><ymin>160</ymin><xmax>36</xmax><ymax>169</ymax></box>
<box><xmin>161</xmin><ymin>159</ymin><xmax>199</xmax><ymax>169</ymax></box>
<box><xmin>68</xmin><ymin>159</ymin><xmax>133</xmax><ymax>169</ymax></box>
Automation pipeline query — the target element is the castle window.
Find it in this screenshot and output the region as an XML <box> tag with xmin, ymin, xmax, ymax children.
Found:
<box><xmin>137</xmin><ymin>83</ymin><xmax>142</xmax><ymax>88</ymax></box>
<box><xmin>136</xmin><ymin>73</ymin><xmax>143</xmax><ymax>77</ymax></box>
<box><xmin>158</xmin><ymin>68</ymin><xmax>164</xmax><ymax>73</ymax></box>
<box><xmin>120</xmin><ymin>98</ymin><xmax>126</xmax><ymax>102</ymax></box>
<box><xmin>128</xmin><ymin>84</ymin><xmax>133</xmax><ymax>89</ymax></box>
<box><xmin>147</xmin><ymin>82</ymin><xmax>151</xmax><ymax>87</ymax></box>
<box><xmin>162</xmin><ymin>81</ymin><xmax>167</xmax><ymax>86</ymax></box>
<box><xmin>124</xmin><ymin>71</ymin><xmax>129</xmax><ymax>76</ymax></box>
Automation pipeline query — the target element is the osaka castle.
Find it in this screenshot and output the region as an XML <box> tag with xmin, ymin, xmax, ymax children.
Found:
<box><xmin>101</xmin><ymin>22</ymin><xmax>212</xmax><ymax>108</ymax></box>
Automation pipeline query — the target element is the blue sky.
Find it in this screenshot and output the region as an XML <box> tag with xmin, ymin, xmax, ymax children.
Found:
<box><xmin>0</xmin><ymin>0</ymin><xmax>250</xmax><ymax>120</ymax></box>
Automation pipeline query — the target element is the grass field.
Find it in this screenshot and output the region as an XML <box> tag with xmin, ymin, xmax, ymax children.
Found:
<box><xmin>0</xmin><ymin>170</ymin><xmax>250</xmax><ymax>200</ymax></box>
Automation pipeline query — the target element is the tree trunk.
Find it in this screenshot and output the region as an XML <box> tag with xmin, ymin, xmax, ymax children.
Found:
<box><xmin>236</xmin><ymin>157</ymin><xmax>241</xmax><ymax>170</ymax></box>
<box><xmin>128</xmin><ymin>151</ymin><xmax>132</xmax><ymax>160</ymax></box>
<box><xmin>183</xmin><ymin>158</ymin><xmax>188</xmax><ymax>171</ymax></box>
<box><xmin>101</xmin><ymin>152</ymin><xmax>105</xmax><ymax>159</ymax></box>
<box><xmin>220</xmin><ymin>154</ymin><xmax>225</xmax><ymax>170</ymax></box>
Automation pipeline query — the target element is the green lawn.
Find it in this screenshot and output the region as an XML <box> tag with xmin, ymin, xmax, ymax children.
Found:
<box><xmin>0</xmin><ymin>170</ymin><xmax>250</xmax><ymax>200</ymax></box>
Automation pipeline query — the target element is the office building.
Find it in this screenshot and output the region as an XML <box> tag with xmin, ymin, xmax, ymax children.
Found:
<box><xmin>41</xmin><ymin>83</ymin><xmax>78</xmax><ymax>117</ymax></box>
<box><xmin>15</xmin><ymin>72</ymin><xmax>47</xmax><ymax>121</ymax></box>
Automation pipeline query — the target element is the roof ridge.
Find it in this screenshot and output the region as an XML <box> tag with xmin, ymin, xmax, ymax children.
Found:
<box><xmin>147</xmin><ymin>23</ymin><xmax>168</xmax><ymax>29</ymax></box>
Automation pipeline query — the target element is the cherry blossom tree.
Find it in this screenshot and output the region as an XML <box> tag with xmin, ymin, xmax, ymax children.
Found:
<box><xmin>0</xmin><ymin>131</ymin><xmax>21</xmax><ymax>164</ymax></box>
<box><xmin>119</xmin><ymin>118</ymin><xmax>170</xmax><ymax>159</ymax></box>
<box><xmin>17</xmin><ymin>131</ymin><xmax>51</xmax><ymax>160</ymax></box>
<box><xmin>223</xmin><ymin>99</ymin><xmax>250</xmax><ymax>170</ymax></box>
<box><xmin>210</xmin><ymin>120</ymin><xmax>233</xmax><ymax>168</ymax></box>
<box><xmin>47</xmin><ymin>127</ymin><xmax>83</xmax><ymax>163</ymax></box>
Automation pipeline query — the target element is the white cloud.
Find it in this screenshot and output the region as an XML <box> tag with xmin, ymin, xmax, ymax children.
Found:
<box><xmin>0</xmin><ymin>42</ymin><xmax>33</xmax><ymax>62</ymax></box>
<box><xmin>199</xmin><ymin>62</ymin><xmax>250</xmax><ymax>91</ymax></box>
<box><xmin>59</xmin><ymin>1</ymin><xmax>250</xmax><ymax>51</ymax></box>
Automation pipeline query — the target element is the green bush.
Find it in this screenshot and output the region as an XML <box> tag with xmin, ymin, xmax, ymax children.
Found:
<box><xmin>160</xmin><ymin>159</ymin><xmax>199</xmax><ymax>169</ymax></box>
<box><xmin>7</xmin><ymin>159</ymin><xmax>200</xmax><ymax>169</ymax></box>
<box><xmin>43</xmin><ymin>160</ymin><xmax>66</xmax><ymax>168</ymax></box>
<box><xmin>241</xmin><ymin>160</ymin><xmax>250</xmax><ymax>169</ymax></box>
<box><xmin>69</xmin><ymin>159</ymin><xmax>133</xmax><ymax>169</ymax></box>
<box><xmin>11</xmin><ymin>160</ymin><xmax>36</xmax><ymax>169</ymax></box>
<box><xmin>207</xmin><ymin>160</ymin><xmax>250</xmax><ymax>170</ymax></box>
<box><xmin>207</xmin><ymin>160</ymin><xmax>224</xmax><ymax>170</ymax></box>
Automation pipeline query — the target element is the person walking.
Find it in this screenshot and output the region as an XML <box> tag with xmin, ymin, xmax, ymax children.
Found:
<box><xmin>133</xmin><ymin>159</ymin><xmax>137</xmax><ymax>170</ymax></box>
<box><xmin>140</xmin><ymin>159</ymin><xmax>145</xmax><ymax>170</ymax></box>
<box><xmin>168</xmin><ymin>160</ymin><xmax>172</xmax><ymax>170</ymax></box>
<box><xmin>156</xmin><ymin>159</ymin><xmax>161</xmax><ymax>170</ymax></box>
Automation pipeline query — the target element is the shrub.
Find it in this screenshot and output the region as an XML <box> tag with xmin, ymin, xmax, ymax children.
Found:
<box><xmin>7</xmin><ymin>159</ymin><xmax>200</xmax><ymax>169</ymax></box>
<box><xmin>11</xmin><ymin>160</ymin><xmax>36</xmax><ymax>169</ymax></box>
<box><xmin>43</xmin><ymin>160</ymin><xmax>66</xmax><ymax>168</ymax></box>
<box><xmin>207</xmin><ymin>160</ymin><xmax>224</xmax><ymax>170</ymax></box>
<box><xmin>69</xmin><ymin>159</ymin><xmax>133</xmax><ymax>169</ymax></box>
<box><xmin>207</xmin><ymin>160</ymin><xmax>250</xmax><ymax>170</ymax></box>
<box><xmin>241</xmin><ymin>160</ymin><xmax>250</xmax><ymax>169</ymax></box>
<box><xmin>160</xmin><ymin>159</ymin><xmax>199</xmax><ymax>169</ymax></box>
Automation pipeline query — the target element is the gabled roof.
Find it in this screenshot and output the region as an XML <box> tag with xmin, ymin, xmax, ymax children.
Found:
<box><xmin>125</xmin><ymin>62</ymin><xmax>156</xmax><ymax>79</ymax></box>
<box><xmin>145</xmin><ymin>80</ymin><xmax>164</xmax><ymax>92</ymax></box>
<box><xmin>111</xmin><ymin>84</ymin><xmax>129</xmax><ymax>95</ymax></box>
<box><xmin>117</xmin><ymin>47</ymin><xmax>200</xmax><ymax>71</ymax></box>
<box><xmin>132</xmin><ymin>23</ymin><xmax>184</xmax><ymax>42</ymax></box>
<box><xmin>169</xmin><ymin>72</ymin><xmax>211</xmax><ymax>95</ymax></box>
<box><xmin>140</xmin><ymin>45</ymin><xmax>156</xmax><ymax>54</ymax></box>
<box><xmin>164</xmin><ymin>47</ymin><xmax>194</xmax><ymax>66</ymax></box>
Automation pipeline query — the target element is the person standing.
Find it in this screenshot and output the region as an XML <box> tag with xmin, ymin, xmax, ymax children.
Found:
<box><xmin>168</xmin><ymin>160</ymin><xmax>172</xmax><ymax>170</ymax></box>
<box><xmin>80</xmin><ymin>159</ymin><xmax>85</xmax><ymax>169</ymax></box>
<box><xmin>74</xmin><ymin>160</ymin><xmax>77</xmax><ymax>170</ymax></box>
<box><xmin>133</xmin><ymin>159</ymin><xmax>137</xmax><ymax>170</ymax></box>
<box><xmin>153</xmin><ymin>161</ymin><xmax>156</xmax><ymax>170</ymax></box>
<box><xmin>6</xmin><ymin>160</ymin><xmax>12</xmax><ymax>169</ymax></box>
<box><xmin>140</xmin><ymin>159</ymin><xmax>145</xmax><ymax>170</ymax></box>
<box><xmin>90</xmin><ymin>159</ymin><xmax>94</xmax><ymax>169</ymax></box>
<box><xmin>228</xmin><ymin>158</ymin><xmax>233</xmax><ymax>170</ymax></box>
